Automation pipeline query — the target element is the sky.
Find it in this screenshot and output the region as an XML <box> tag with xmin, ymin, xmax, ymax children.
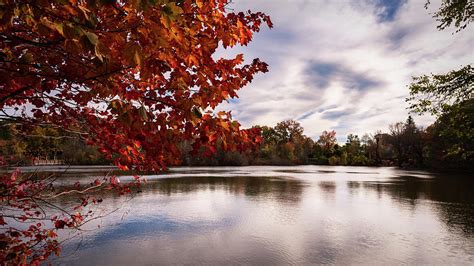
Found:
<box><xmin>216</xmin><ymin>0</ymin><xmax>474</xmax><ymax>142</ymax></box>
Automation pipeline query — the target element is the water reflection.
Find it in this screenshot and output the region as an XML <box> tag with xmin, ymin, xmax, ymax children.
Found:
<box><xmin>149</xmin><ymin>176</ymin><xmax>305</xmax><ymax>203</ymax></box>
<box><xmin>346</xmin><ymin>175</ymin><xmax>474</xmax><ymax>236</ymax></box>
<box><xmin>318</xmin><ymin>181</ymin><xmax>337</xmax><ymax>193</ymax></box>
<box><xmin>46</xmin><ymin>166</ymin><xmax>474</xmax><ymax>265</ymax></box>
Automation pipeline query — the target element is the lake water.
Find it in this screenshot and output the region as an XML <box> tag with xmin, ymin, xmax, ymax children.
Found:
<box><xmin>47</xmin><ymin>166</ymin><xmax>473</xmax><ymax>265</ymax></box>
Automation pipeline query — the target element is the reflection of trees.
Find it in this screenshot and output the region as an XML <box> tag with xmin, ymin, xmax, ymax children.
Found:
<box><xmin>347</xmin><ymin>175</ymin><xmax>474</xmax><ymax>236</ymax></box>
<box><xmin>147</xmin><ymin>176</ymin><xmax>305</xmax><ymax>203</ymax></box>
<box><xmin>318</xmin><ymin>181</ymin><xmax>336</xmax><ymax>193</ymax></box>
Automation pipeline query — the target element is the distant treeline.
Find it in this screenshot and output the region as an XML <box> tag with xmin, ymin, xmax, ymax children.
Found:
<box><xmin>1</xmin><ymin>99</ymin><xmax>472</xmax><ymax>172</ymax></box>
<box><xmin>0</xmin><ymin>124</ymin><xmax>108</xmax><ymax>166</ymax></box>
<box><xmin>183</xmin><ymin>99</ymin><xmax>473</xmax><ymax>172</ymax></box>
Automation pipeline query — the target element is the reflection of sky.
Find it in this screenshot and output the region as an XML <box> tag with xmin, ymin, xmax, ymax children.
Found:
<box><xmin>76</xmin><ymin>215</ymin><xmax>237</xmax><ymax>250</ymax></box>
<box><xmin>50</xmin><ymin>166</ymin><xmax>474</xmax><ymax>265</ymax></box>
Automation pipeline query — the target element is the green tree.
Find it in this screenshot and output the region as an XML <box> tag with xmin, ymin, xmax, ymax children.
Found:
<box><xmin>407</xmin><ymin>65</ymin><xmax>473</xmax><ymax>116</ymax></box>
<box><xmin>387</xmin><ymin>117</ymin><xmax>426</xmax><ymax>168</ymax></box>
<box><xmin>426</xmin><ymin>99</ymin><xmax>474</xmax><ymax>170</ymax></box>
<box><xmin>406</xmin><ymin>0</ymin><xmax>473</xmax><ymax>171</ymax></box>
<box><xmin>344</xmin><ymin>134</ymin><xmax>368</xmax><ymax>165</ymax></box>
<box><xmin>426</xmin><ymin>0</ymin><xmax>474</xmax><ymax>32</ymax></box>
<box><xmin>0</xmin><ymin>123</ymin><xmax>27</xmax><ymax>165</ymax></box>
<box><xmin>274</xmin><ymin>120</ymin><xmax>304</xmax><ymax>144</ymax></box>
<box><xmin>272</xmin><ymin>120</ymin><xmax>308</xmax><ymax>163</ymax></box>
<box><xmin>403</xmin><ymin>116</ymin><xmax>426</xmax><ymax>167</ymax></box>
<box><xmin>24</xmin><ymin>127</ymin><xmax>61</xmax><ymax>159</ymax></box>
<box><xmin>361</xmin><ymin>133</ymin><xmax>379</xmax><ymax>165</ymax></box>
<box><xmin>258</xmin><ymin>126</ymin><xmax>279</xmax><ymax>161</ymax></box>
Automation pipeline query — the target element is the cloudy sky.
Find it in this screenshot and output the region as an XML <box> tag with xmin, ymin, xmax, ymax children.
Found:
<box><xmin>216</xmin><ymin>0</ymin><xmax>474</xmax><ymax>142</ymax></box>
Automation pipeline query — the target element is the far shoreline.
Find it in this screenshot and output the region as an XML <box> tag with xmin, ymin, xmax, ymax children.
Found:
<box><xmin>1</xmin><ymin>164</ymin><xmax>472</xmax><ymax>175</ymax></box>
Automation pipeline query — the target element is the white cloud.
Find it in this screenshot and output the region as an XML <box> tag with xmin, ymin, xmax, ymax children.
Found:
<box><xmin>215</xmin><ymin>0</ymin><xmax>474</xmax><ymax>141</ymax></box>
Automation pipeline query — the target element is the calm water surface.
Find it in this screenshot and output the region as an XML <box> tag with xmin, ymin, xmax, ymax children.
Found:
<box><xmin>48</xmin><ymin>166</ymin><xmax>473</xmax><ymax>265</ymax></box>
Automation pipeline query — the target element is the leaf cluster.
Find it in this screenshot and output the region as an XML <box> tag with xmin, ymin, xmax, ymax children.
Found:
<box><xmin>426</xmin><ymin>0</ymin><xmax>474</xmax><ymax>32</ymax></box>
<box><xmin>0</xmin><ymin>0</ymin><xmax>272</xmax><ymax>171</ymax></box>
<box><xmin>407</xmin><ymin>65</ymin><xmax>473</xmax><ymax>115</ymax></box>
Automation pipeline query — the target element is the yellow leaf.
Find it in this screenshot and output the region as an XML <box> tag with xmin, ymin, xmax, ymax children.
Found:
<box><xmin>196</xmin><ymin>0</ymin><xmax>204</xmax><ymax>9</ymax></box>
<box><xmin>54</xmin><ymin>23</ymin><xmax>64</xmax><ymax>36</ymax></box>
<box><xmin>134</xmin><ymin>50</ymin><xmax>142</xmax><ymax>67</ymax></box>
<box><xmin>186</xmin><ymin>54</ymin><xmax>199</xmax><ymax>66</ymax></box>
<box><xmin>220</xmin><ymin>120</ymin><xmax>230</xmax><ymax>131</ymax></box>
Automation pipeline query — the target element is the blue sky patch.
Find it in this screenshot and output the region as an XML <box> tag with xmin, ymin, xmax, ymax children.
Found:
<box><xmin>374</xmin><ymin>0</ymin><xmax>407</xmax><ymax>22</ymax></box>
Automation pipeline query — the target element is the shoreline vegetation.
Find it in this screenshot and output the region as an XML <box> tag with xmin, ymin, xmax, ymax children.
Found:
<box><xmin>2</xmin><ymin>112</ymin><xmax>472</xmax><ymax>173</ymax></box>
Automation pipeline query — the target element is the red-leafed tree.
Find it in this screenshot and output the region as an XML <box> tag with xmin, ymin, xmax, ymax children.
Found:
<box><xmin>0</xmin><ymin>0</ymin><xmax>271</xmax><ymax>263</ymax></box>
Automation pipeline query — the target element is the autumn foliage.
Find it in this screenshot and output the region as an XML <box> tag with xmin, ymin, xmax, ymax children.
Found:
<box><xmin>0</xmin><ymin>0</ymin><xmax>271</xmax><ymax>263</ymax></box>
<box><xmin>0</xmin><ymin>0</ymin><xmax>271</xmax><ymax>171</ymax></box>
